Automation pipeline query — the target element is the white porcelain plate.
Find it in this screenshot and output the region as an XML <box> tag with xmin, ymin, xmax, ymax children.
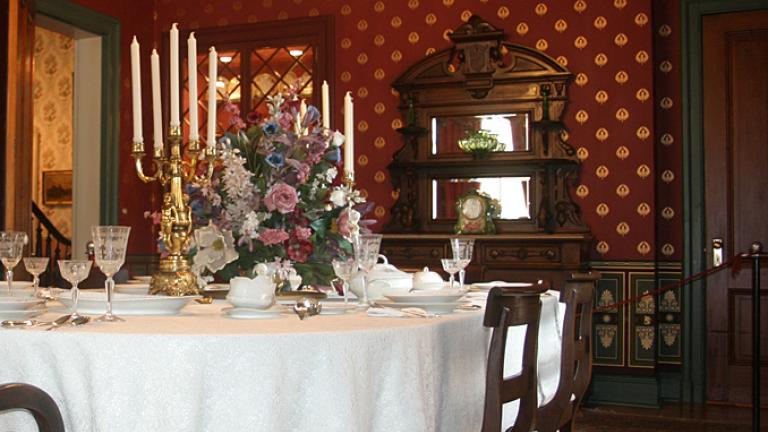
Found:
<box><xmin>115</xmin><ymin>283</ymin><xmax>150</xmax><ymax>295</ymax></box>
<box><xmin>222</xmin><ymin>306</ymin><xmax>287</xmax><ymax>319</ymax></box>
<box><xmin>375</xmin><ymin>299</ymin><xmax>464</xmax><ymax>314</ymax></box>
<box><xmin>383</xmin><ymin>290</ymin><xmax>467</xmax><ymax>304</ymax></box>
<box><xmin>0</xmin><ymin>296</ymin><xmax>46</xmax><ymax>311</ymax></box>
<box><xmin>318</xmin><ymin>302</ymin><xmax>358</xmax><ymax>315</ymax></box>
<box><xmin>469</xmin><ymin>281</ymin><xmax>534</xmax><ymax>292</ymax></box>
<box><xmin>57</xmin><ymin>292</ymin><xmax>200</xmax><ymax>316</ymax></box>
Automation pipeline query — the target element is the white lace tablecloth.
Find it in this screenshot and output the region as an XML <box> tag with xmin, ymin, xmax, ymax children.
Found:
<box><xmin>0</xmin><ymin>294</ymin><xmax>562</xmax><ymax>432</ymax></box>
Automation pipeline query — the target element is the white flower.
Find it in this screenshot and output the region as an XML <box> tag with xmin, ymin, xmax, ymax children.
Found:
<box><xmin>329</xmin><ymin>188</ymin><xmax>347</xmax><ymax>207</ymax></box>
<box><xmin>193</xmin><ymin>222</ymin><xmax>239</xmax><ymax>274</ymax></box>
<box><xmin>323</xmin><ymin>166</ymin><xmax>338</xmax><ymax>183</ymax></box>
<box><xmin>331</xmin><ymin>130</ymin><xmax>345</xmax><ymax>147</ymax></box>
<box><xmin>348</xmin><ymin>209</ymin><xmax>361</xmax><ymax>237</ymax></box>
<box><xmin>242</xmin><ymin>211</ymin><xmax>262</xmax><ymax>239</ymax></box>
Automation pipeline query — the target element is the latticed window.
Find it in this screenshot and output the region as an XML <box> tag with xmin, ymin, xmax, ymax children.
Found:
<box><xmin>179</xmin><ymin>16</ymin><xmax>332</xmax><ymax>138</ymax></box>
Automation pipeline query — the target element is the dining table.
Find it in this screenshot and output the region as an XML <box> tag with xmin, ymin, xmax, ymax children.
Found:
<box><xmin>0</xmin><ymin>291</ymin><xmax>564</xmax><ymax>432</ymax></box>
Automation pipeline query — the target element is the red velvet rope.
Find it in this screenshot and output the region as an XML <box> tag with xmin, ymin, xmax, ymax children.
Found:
<box><xmin>591</xmin><ymin>255</ymin><xmax>743</xmax><ymax>314</ymax></box>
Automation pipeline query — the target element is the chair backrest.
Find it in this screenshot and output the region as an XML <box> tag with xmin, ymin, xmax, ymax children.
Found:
<box><xmin>481</xmin><ymin>281</ymin><xmax>548</xmax><ymax>432</ymax></box>
<box><xmin>535</xmin><ymin>272</ymin><xmax>598</xmax><ymax>432</ymax></box>
<box><xmin>0</xmin><ymin>383</ymin><xmax>65</xmax><ymax>432</ymax></box>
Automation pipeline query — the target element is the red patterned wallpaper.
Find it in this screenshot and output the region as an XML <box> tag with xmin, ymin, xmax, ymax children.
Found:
<box><xmin>72</xmin><ymin>0</ymin><xmax>683</xmax><ymax>261</ymax></box>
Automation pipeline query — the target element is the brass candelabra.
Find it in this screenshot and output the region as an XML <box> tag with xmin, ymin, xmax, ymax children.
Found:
<box><xmin>131</xmin><ymin>127</ymin><xmax>217</xmax><ymax>296</ymax></box>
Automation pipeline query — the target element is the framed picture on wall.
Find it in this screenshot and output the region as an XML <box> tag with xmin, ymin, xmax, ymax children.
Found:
<box><xmin>42</xmin><ymin>170</ymin><xmax>73</xmax><ymax>205</ymax></box>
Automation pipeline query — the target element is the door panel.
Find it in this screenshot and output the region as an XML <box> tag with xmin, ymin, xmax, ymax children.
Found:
<box><xmin>703</xmin><ymin>10</ymin><xmax>768</xmax><ymax>404</ymax></box>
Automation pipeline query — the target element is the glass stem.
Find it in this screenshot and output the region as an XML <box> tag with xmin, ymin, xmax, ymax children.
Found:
<box><xmin>449</xmin><ymin>274</ymin><xmax>455</xmax><ymax>290</ymax></box>
<box><xmin>458</xmin><ymin>269</ymin><xmax>465</xmax><ymax>290</ymax></box>
<box><xmin>6</xmin><ymin>270</ymin><xmax>11</xmax><ymax>295</ymax></box>
<box><xmin>72</xmin><ymin>284</ymin><xmax>80</xmax><ymax>316</ymax></box>
<box><xmin>343</xmin><ymin>280</ymin><xmax>349</xmax><ymax>306</ymax></box>
<box><xmin>106</xmin><ymin>276</ymin><xmax>115</xmax><ymax>317</ymax></box>
<box><xmin>362</xmin><ymin>273</ymin><xmax>370</xmax><ymax>305</ymax></box>
<box><xmin>32</xmin><ymin>275</ymin><xmax>39</xmax><ymax>298</ymax></box>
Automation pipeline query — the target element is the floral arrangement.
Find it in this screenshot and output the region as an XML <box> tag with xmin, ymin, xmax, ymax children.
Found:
<box><xmin>149</xmin><ymin>92</ymin><xmax>370</xmax><ymax>288</ymax></box>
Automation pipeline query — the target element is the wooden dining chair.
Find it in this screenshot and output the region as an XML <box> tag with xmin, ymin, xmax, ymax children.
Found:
<box><xmin>482</xmin><ymin>281</ymin><xmax>549</xmax><ymax>432</ymax></box>
<box><xmin>0</xmin><ymin>383</ymin><xmax>65</xmax><ymax>432</ymax></box>
<box><xmin>534</xmin><ymin>272</ymin><xmax>598</xmax><ymax>432</ymax></box>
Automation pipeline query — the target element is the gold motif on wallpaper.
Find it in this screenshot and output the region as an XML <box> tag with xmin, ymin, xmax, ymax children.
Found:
<box><xmin>661</xmin><ymin>324</ymin><xmax>680</xmax><ymax>348</ymax></box>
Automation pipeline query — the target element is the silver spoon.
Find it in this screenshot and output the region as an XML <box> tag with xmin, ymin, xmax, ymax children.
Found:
<box><xmin>69</xmin><ymin>315</ymin><xmax>90</xmax><ymax>327</ymax></box>
<box><xmin>44</xmin><ymin>314</ymin><xmax>75</xmax><ymax>331</ymax></box>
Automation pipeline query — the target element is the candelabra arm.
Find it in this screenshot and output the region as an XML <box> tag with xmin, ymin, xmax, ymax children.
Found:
<box><xmin>131</xmin><ymin>142</ymin><xmax>163</xmax><ymax>183</ymax></box>
<box><xmin>192</xmin><ymin>148</ymin><xmax>217</xmax><ymax>184</ymax></box>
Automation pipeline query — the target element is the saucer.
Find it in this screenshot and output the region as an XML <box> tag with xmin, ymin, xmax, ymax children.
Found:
<box><xmin>222</xmin><ymin>306</ymin><xmax>286</xmax><ymax>319</ymax></box>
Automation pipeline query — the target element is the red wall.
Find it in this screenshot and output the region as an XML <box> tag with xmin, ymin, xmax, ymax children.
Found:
<box><xmin>80</xmin><ymin>0</ymin><xmax>682</xmax><ymax>261</ymax></box>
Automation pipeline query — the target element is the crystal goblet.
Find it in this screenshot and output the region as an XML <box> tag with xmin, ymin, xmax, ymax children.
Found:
<box><xmin>91</xmin><ymin>225</ymin><xmax>131</xmax><ymax>322</ymax></box>
<box><xmin>332</xmin><ymin>256</ymin><xmax>358</xmax><ymax>306</ymax></box>
<box><xmin>440</xmin><ymin>258</ymin><xmax>461</xmax><ymax>290</ymax></box>
<box><xmin>450</xmin><ymin>237</ymin><xmax>475</xmax><ymax>290</ymax></box>
<box><xmin>23</xmin><ymin>257</ymin><xmax>49</xmax><ymax>298</ymax></box>
<box><xmin>353</xmin><ymin>234</ymin><xmax>383</xmax><ymax>306</ymax></box>
<box><xmin>0</xmin><ymin>231</ymin><xmax>28</xmax><ymax>295</ymax></box>
<box><xmin>58</xmin><ymin>260</ymin><xmax>92</xmax><ymax>320</ymax></box>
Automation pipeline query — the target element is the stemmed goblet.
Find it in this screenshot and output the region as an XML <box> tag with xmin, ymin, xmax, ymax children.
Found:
<box><xmin>353</xmin><ymin>234</ymin><xmax>383</xmax><ymax>306</ymax></box>
<box><xmin>91</xmin><ymin>225</ymin><xmax>131</xmax><ymax>322</ymax></box>
<box><xmin>440</xmin><ymin>258</ymin><xmax>461</xmax><ymax>290</ymax></box>
<box><xmin>450</xmin><ymin>237</ymin><xmax>475</xmax><ymax>290</ymax></box>
<box><xmin>332</xmin><ymin>256</ymin><xmax>358</xmax><ymax>306</ymax></box>
<box><xmin>58</xmin><ymin>260</ymin><xmax>92</xmax><ymax>320</ymax></box>
<box><xmin>0</xmin><ymin>231</ymin><xmax>28</xmax><ymax>295</ymax></box>
<box><xmin>23</xmin><ymin>257</ymin><xmax>49</xmax><ymax>298</ymax></box>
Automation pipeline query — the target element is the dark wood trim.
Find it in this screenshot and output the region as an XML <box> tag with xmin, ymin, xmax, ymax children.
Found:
<box><xmin>0</xmin><ymin>0</ymin><xmax>8</xmax><ymax>229</ymax></box>
<box><xmin>36</xmin><ymin>0</ymin><xmax>121</xmax><ymax>225</ymax></box>
<box><xmin>680</xmin><ymin>0</ymin><xmax>768</xmax><ymax>404</ymax></box>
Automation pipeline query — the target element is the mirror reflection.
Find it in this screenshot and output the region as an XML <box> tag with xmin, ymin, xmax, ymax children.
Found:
<box><xmin>431</xmin><ymin>113</ymin><xmax>529</xmax><ymax>155</ymax></box>
<box><xmin>431</xmin><ymin>177</ymin><xmax>531</xmax><ymax>220</ymax></box>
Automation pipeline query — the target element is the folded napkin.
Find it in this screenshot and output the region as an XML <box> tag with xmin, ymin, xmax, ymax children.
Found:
<box><xmin>367</xmin><ymin>307</ymin><xmax>433</xmax><ymax>318</ymax></box>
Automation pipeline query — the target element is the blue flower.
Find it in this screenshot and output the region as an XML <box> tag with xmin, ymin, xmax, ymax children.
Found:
<box><xmin>325</xmin><ymin>148</ymin><xmax>341</xmax><ymax>162</ymax></box>
<box><xmin>266</xmin><ymin>152</ymin><xmax>285</xmax><ymax>168</ymax></box>
<box><xmin>262</xmin><ymin>121</ymin><xmax>279</xmax><ymax>136</ymax></box>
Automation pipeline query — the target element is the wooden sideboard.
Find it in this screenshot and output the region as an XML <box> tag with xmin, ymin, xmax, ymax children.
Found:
<box><xmin>381</xmin><ymin>233</ymin><xmax>592</xmax><ymax>288</ymax></box>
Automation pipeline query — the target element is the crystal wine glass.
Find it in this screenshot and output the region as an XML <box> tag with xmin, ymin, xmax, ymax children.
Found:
<box><xmin>450</xmin><ymin>237</ymin><xmax>475</xmax><ymax>290</ymax></box>
<box><xmin>353</xmin><ymin>234</ymin><xmax>383</xmax><ymax>306</ymax></box>
<box><xmin>440</xmin><ymin>258</ymin><xmax>461</xmax><ymax>290</ymax></box>
<box><xmin>58</xmin><ymin>259</ymin><xmax>92</xmax><ymax>320</ymax></box>
<box><xmin>0</xmin><ymin>231</ymin><xmax>28</xmax><ymax>295</ymax></box>
<box><xmin>332</xmin><ymin>256</ymin><xmax>358</xmax><ymax>306</ymax></box>
<box><xmin>91</xmin><ymin>225</ymin><xmax>131</xmax><ymax>322</ymax></box>
<box><xmin>23</xmin><ymin>257</ymin><xmax>49</xmax><ymax>298</ymax></box>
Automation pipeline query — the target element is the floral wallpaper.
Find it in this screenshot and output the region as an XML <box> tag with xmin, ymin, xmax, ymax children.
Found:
<box><xmin>32</xmin><ymin>26</ymin><xmax>74</xmax><ymax>238</ymax></box>
<box><xmin>68</xmin><ymin>0</ymin><xmax>683</xmax><ymax>262</ymax></box>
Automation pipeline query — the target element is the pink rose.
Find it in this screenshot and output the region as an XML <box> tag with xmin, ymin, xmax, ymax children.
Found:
<box><xmin>264</xmin><ymin>183</ymin><xmax>298</xmax><ymax>214</ymax></box>
<box><xmin>294</xmin><ymin>226</ymin><xmax>312</xmax><ymax>241</ymax></box>
<box><xmin>259</xmin><ymin>228</ymin><xmax>289</xmax><ymax>246</ymax></box>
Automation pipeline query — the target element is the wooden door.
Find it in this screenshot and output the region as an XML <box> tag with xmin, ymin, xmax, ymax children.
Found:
<box><xmin>703</xmin><ymin>10</ymin><xmax>768</xmax><ymax>405</ymax></box>
<box><xmin>2</xmin><ymin>0</ymin><xmax>34</xmax><ymax>233</ymax></box>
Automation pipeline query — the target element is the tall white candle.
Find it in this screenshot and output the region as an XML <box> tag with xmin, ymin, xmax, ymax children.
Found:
<box><xmin>187</xmin><ymin>32</ymin><xmax>198</xmax><ymax>141</ymax></box>
<box><xmin>130</xmin><ymin>36</ymin><xmax>143</xmax><ymax>144</ymax></box>
<box><xmin>321</xmin><ymin>80</ymin><xmax>330</xmax><ymax>129</ymax></box>
<box><xmin>207</xmin><ymin>47</ymin><xmax>218</xmax><ymax>148</ymax></box>
<box><xmin>298</xmin><ymin>99</ymin><xmax>307</xmax><ymax>134</ymax></box>
<box><xmin>343</xmin><ymin>91</ymin><xmax>354</xmax><ymax>176</ymax></box>
<box><xmin>151</xmin><ymin>49</ymin><xmax>163</xmax><ymax>150</ymax></box>
<box><xmin>169</xmin><ymin>23</ymin><xmax>180</xmax><ymax>128</ymax></box>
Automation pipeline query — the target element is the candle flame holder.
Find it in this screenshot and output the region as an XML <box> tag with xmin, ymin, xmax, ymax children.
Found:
<box><xmin>132</xmin><ymin>127</ymin><xmax>217</xmax><ymax>296</ymax></box>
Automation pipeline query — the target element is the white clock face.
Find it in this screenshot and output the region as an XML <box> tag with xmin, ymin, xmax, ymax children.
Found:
<box><xmin>462</xmin><ymin>197</ymin><xmax>483</xmax><ymax>219</ymax></box>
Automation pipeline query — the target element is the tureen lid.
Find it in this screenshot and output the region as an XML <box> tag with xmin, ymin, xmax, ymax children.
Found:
<box><xmin>367</xmin><ymin>255</ymin><xmax>412</xmax><ymax>281</ymax></box>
